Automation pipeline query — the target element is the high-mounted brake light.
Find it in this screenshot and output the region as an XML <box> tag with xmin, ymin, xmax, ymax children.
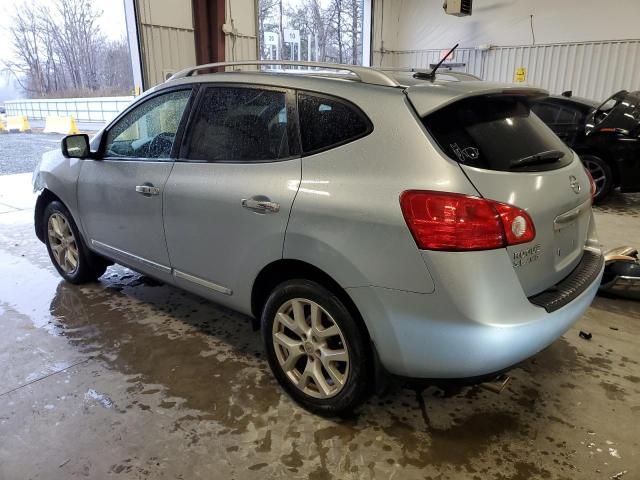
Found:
<box><xmin>400</xmin><ymin>191</ymin><xmax>536</xmax><ymax>251</ymax></box>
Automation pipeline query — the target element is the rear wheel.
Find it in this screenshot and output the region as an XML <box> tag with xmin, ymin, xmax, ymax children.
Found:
<box><xmin>261</xmin><ymin>279</ymin><xmax>369</xmax><ymax>416</ymax></box>
<box><xmin>43</xmin><ymin>201</ymin><xmax>108</xmax><ymax>284</ymax></box>
<box><xmin>582</xmin><ymin>155</ymin><xmax>613</xmax><ymax>203</ymax></box>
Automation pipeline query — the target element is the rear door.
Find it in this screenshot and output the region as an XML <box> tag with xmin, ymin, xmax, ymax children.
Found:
<box><xmin>414</xmin><ymin>92</ymin><xmax>593</xmax><ymax>296</ymax></box>
<box><xmin>163</xmin><ymin>84</ymin><xmax>301</xmax><ymax>312</ymax></box>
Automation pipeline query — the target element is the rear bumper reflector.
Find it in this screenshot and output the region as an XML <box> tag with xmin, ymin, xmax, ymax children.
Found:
<box><xmin>529</xmin><ymin>250</ymin><xmax>604</xmax><ymax>313</ymax></box>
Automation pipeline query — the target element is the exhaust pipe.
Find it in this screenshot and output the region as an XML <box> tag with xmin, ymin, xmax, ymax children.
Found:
<box><xmin>480</xmin><ymin>374</ymin><xmax>511</xmax><ymax>394</ymax></box>
<box><xmin>600</xmin><ymin>247</ymin><xmax>640</xmax><ymax>299</ymax></box>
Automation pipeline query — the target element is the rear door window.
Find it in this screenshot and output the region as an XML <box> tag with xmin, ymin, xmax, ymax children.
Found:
<box><xmin>298</xmin><ymin>93</ymin><xmax>371</xmax><ymax>154</ymax></box>
<box><xmin>183</xmin><ymin>86</ymin><xmax>295</xmax><ymax>162</ymax></box>
<box><xmin>531</xmin><ymin>102</ymin><xmax>559</xmax><ymax>123</ymax></box>
<box><xmin>423</xmin><ymin>95</ymin><xmax>573</xmax><ymax>172</ymax></box>
<box><xmin>556</xmin><ymin>106</ymin><xmax>580</xmax><ymax>124</ymax></box>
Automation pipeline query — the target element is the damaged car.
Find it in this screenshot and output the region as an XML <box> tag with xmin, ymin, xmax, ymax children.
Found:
<box><xmin>532</xmin><ymin>90</ymin><xmax>640</xmax><ymax>202</ymax></box>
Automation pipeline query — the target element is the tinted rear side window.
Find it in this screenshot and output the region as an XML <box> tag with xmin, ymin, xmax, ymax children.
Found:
<box><xmin>557</xmin><ymin>107</ymin><xmax>580</xmax><ymax>124</ymax></box>
<box><xmin>423</xmin><ymin>96</ymin><xmax>573</xmax><ymax>172</ymax></box>
<box><xmin>298</xmin><ymin>93</ymin><xmax>371</xmax><ymax>154</ymax></box>
<box><xmin>184</xmin><ymin>87</ymin><xmax>292</xmax><ymax>162</ymax></box>
<box><xmin>531</xmin><ymin>102</ymin><xmax>559</xmax><ymax>123</ymax></box>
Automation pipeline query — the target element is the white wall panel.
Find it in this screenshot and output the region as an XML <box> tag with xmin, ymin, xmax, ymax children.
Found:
<box><xmin>380</xmin><ymin>40</ymin><xmax>640</xmax><ymax>100</ymax></box>
<box><xmin>372</xmin><ymin>0</ymin><xmax>640</xmax><ymax>52</ymax></box>
<box><xmin>484</xmin><ymin>40</ymin><xmax>640</xmax><ymax>99</ymax></box>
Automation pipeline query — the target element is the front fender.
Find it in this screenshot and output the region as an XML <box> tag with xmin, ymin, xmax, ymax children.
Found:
<box><xmin>32</xmin><ymin>149</ymin><xmax>85</xmax><ymax>240</ymax></box>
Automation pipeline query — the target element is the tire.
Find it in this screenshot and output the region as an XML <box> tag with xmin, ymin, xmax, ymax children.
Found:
<box><xmin>43</xmin><ymin>201</ymin><xmax>108</xmax><ymax>284</ymax></box>
<box><xmin>582</xmin><ymin>155</ymin><xmax>613</xmax><ymax>203</ymax></box>
<box><xmin>261</xmin><ymin>279</ymin><xmax>370</xmax><ymax>416</ymax></box>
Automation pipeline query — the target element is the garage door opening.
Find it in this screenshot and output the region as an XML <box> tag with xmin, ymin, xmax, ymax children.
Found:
<box><xmin>258</xmin><ymin>0</ymin><xmax>372</xmax><ymax>66</ymax></box>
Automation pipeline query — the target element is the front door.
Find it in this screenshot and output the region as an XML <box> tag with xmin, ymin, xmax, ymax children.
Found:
<box><xmin>163</xmin><ymin>85</ymin><xmax>301</xmax><ymax>313</ymax></box>
<box><xmin>78</xmin><ymin>88</ymin><xmax>193</xmax><ymax>280</ymax></box>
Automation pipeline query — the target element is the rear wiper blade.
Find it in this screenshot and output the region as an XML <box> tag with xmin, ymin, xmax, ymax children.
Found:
<box><xmin>510</xmin><ymin>150</ymin><xmax>565</xmax><ymax>169</ymax></box>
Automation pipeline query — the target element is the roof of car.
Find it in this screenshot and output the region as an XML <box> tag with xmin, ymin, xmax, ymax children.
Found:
<box><xmin>166</xmin><ymin>61</ymin><xmax>484</xmax><ymax>89</ymax></box>
<box><xmin>152</xmin><ymin>61</ymin><xmax>547</xmax><ymax>115</ymax></box>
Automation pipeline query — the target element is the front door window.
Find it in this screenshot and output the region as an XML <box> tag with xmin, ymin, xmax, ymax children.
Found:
<box><xmin>104</xmin><ymin>89</ymin><xmax>191</xmax><ymax>159</ymax></box>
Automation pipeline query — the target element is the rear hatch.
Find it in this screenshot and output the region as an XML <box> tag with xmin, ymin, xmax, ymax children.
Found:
<box><xmin>409</xmin><ymin>86</ymin><xmax>593</xmax><ymax>296</ymax></box>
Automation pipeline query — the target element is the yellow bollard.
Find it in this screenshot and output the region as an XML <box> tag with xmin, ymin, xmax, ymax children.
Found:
<box><xmin>68</xmin><ymin>116</ymin><xmax>80</xmax><ymax>135</ymax></box>
<box><xmin>7</xmin><ymin>115</ymin><xmax>31</xmax><ymax>133</ymax></box>
<box><xmin>44</xmin><ymin>116</ymin><xmax>80</xmax><ymax>135</ymax></box>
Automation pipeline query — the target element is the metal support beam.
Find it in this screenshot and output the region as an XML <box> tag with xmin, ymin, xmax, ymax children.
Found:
<box><xmin>192</xmin><ymin>0</ymin><xmax>226</xmax><ymax>64</ymax></box>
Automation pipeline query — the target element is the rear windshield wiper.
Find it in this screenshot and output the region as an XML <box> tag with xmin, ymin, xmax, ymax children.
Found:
<box><xmin>509</xmin><ymin>150</ymin><xmax>565</xmax><ymax>169</ymax></box>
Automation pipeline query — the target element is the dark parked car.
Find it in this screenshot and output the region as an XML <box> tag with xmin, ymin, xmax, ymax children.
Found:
<box><xmin>532</xmin><ymin>90</ymin><xmax>640</xmax><ymax>202</ymax></box>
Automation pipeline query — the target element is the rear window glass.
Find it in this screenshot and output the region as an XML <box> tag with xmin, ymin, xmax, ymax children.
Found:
<box><xmin>298</xmin><ymin>93</ymin><xmax>371</xmax><ymax>154</ymax></box>
<box><xmin>423</xmin><ymin>96</ymin><xmax>573</xmax><ymax>172</ymax></box>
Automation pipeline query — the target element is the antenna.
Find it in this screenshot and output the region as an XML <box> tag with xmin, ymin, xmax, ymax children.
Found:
<box><xmin>414</xmin><ymin>43</ymin><xmax>459</xmax><ymax>81</ymax></box>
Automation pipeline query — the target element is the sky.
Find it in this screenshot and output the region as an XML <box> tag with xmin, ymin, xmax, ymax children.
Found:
<box><xmin>0</xmin><ymin>0</ymin><xmax>127</xmax><ymax>100</ymax></box>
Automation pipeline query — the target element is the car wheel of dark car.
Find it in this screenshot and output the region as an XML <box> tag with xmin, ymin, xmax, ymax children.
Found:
<box><xmin>43</xmin><ymin>201</ymin><xmax>108</xmax><ymax>284</ymax></box>
<box><xmin>582</xmin><ymin>155</ymin><xmax>613</xmax><ymax>203</ymax></box>
<box><xmin>261</xmin><ymin>279</ymin><xmax>370</xmax><ymax>416</ymax></box>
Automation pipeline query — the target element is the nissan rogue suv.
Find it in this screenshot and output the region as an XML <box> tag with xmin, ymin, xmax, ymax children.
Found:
<box><xmin>33</xmin><ymin>61</ymin><xmax>604</xmax><ymax>415</ymax></box>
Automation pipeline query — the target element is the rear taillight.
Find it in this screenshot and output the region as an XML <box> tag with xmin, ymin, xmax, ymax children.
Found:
<box><xmin>400</xmin><ymin>191</ymin><xmax>536</xmax><ymax>251</ymax></box>
<box><xmin>584</xmin><ymin>167</ymin><xmax>597</xmax><ymax>200</ymax></box>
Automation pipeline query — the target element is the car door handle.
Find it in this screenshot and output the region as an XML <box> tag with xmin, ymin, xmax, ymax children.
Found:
<box><xmin>135</xmin><ymin>184</ymin><xmax>160</xmax><ymax>196</ymax></box>
<box><xmin>241</xmin><ymin>197</ymin><xmax>280</xmax><ymax>213</ymax></box>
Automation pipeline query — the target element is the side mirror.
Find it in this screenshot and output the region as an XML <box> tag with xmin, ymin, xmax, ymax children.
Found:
<box><xmin>61</xmin><ymin>134</ymin><xmax>90</xmax><ymax>159</ymax></box>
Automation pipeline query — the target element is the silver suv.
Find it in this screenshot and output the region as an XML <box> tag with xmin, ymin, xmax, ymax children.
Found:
<box><xmin>33</xmin><ymin>61</ymin><xmax>604</xmax><ymax>415</ymax></box>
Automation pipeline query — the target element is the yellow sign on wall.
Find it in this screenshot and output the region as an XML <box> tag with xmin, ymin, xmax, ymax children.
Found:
<box><xmin>514</xmin><ymin>67</ymin><xmax>527</xmax><ymax>83</ymax></box>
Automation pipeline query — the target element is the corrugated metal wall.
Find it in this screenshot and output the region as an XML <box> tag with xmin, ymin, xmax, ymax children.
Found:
<box><xmin>378</xmin><ymin>39</ymin><xmax>640</xmax><ymax>100</ymax></box>
<box><xmin>225</xmin><ymin>0</ymin><xmax>258</xmax><ymax>62</ymax></box>
<box><xmin>136</xmin><ymin>0</ymin><xmax>197</xmax><ymax>87</ymax></box>
<box><xmin>225</xmin><ymin>34</ymin><xmax>258</xmax><ymax>63</ymax></box>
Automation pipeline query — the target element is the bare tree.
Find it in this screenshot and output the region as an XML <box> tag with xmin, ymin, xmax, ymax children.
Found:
<box><xmin>4</xmin><ymin>0</ymin><xmax>133</xmax><ymax>98</ymax></box>
<box><xmin>350</xmin><ymin>0</ymin><xmax>359</xmax><ymax>65</ymax></box>
<box><xmin>278</xmin><ymin>0</ymin><xmax>285</xmax><ymax>60</ymax></box>
<box><xmin>5</xmin><ymin>7</ymin><xmax>46</xmax><ymax>94</ymax></box>
<box><xmin>258</xmin><ymin>0</ymin><xmax>364</xmax><ymax>65</ymax></box>
<box><xmin>258</xmin><ymin>0</ymin><xmax>279</xmax><ymax>58</ymax></box>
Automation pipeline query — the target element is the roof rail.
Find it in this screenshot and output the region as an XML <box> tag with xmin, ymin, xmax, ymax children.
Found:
<box><xmin>169</xmin><ymin>60</ymin><xmax>400</xmax><ymax>87</ymax></box>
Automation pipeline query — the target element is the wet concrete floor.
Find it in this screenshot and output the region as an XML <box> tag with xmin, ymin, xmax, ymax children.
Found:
<box><xmin>0</xmin><ymin>175</ymin><xmax>638</xmax><ymax>479</ymax></box>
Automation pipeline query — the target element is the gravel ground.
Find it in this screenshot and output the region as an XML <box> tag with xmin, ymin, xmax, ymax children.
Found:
<box><xmin>0</xmin><ymin>133</ymin><xmax>64</xmax><ymax>175</ymax></box>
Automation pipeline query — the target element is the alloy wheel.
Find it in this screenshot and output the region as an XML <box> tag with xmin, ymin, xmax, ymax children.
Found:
<box><xmin>272</xmin><ymin>298</ymin><xmax>349</xmax><ymax>399</ymax></box>
<box><xmin>583</xmin><ymin>159</ymin><xmax>607</xmax><ymax>196</ymax></box>
<box><xmin>47</xmin><ymin>213</ymin><xmax>79</xmax><ymax>274</ymax></box>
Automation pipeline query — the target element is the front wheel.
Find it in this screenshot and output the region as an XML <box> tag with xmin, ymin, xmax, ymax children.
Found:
<box><xmin>261</xmin><ymin>280</ymin><xmax>370</xmax><ymax>416</ymax></box>
<box><xmin>582</xmin><ymin>155</ymin><xmax>613</xmax><ymax>203</ymax></box>
<box><xmin>43</xmin><ymin>201</ymin><xmax>108</xmax><ymax>284</ymax></box>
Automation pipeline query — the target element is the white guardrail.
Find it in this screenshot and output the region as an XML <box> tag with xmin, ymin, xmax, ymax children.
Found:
<box><xmin>4</xmin><ymin>96</ymin><xmax>135</xmax><ymax>123</ymax></box>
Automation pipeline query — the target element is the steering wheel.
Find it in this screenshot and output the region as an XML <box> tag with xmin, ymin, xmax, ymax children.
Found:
<box><xmin>147</xmin><ymin>132</ymin><xmax>175</xmax><ymax>158</ymax></box>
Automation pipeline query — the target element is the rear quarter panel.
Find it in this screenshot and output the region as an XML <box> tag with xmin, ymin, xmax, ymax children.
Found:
<box><xmin>284</xmin><ymin>83</ymin><xmax>478</xmax><ymax>294</ymax></box>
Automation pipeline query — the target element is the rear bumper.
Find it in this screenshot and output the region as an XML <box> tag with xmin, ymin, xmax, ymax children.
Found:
<box><xmin>347</xmin><ymin>249</ymin><xmax>603</xmax><ymax>379</ymax></box>
<box><xmin>529</xmin><ymin>249</ymin><xmax>604</xmax><ymax>312</ymax></box>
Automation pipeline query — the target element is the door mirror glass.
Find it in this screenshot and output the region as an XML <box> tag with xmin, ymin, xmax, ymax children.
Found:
<box><xmin>61</xmin><ymin>134</ymin><xmax>90</xmax><ymax>158</ymax></box>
